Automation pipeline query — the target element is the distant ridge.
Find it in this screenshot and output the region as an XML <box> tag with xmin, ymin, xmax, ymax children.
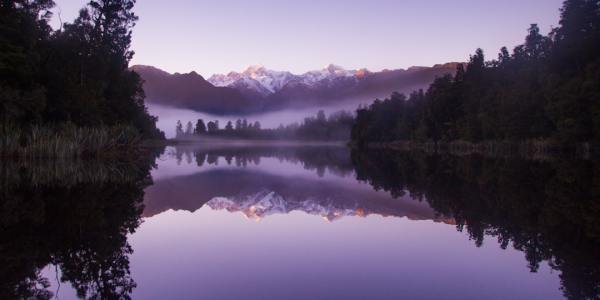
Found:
<box><xmin>131</xmin><ymin>65</ymin><xmax>253</xmax><ymax>114</ymax></box>
<box><xmin>132</xmin><ymin>63</ymin><xmax>461</xmax><ymax>115</ymax></box>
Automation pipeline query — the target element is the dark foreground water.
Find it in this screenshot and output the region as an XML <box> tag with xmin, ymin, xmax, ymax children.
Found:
<box><xmin>1</xmin><ymin>145</ymin><xmax>598</xmax><ymax>300</ymax></box>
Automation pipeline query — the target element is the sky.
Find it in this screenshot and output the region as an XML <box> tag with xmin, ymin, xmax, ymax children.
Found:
<box><xmin>51</xmin><ymin>0</ymin><xmax>564</xmax><ymax>77</ymax></box>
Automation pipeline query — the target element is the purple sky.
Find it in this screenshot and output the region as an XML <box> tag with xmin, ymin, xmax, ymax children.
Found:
<box><xmin>52</xmin><ymin>0</ymin><xmax>563</xmax><ymax>77</ymax></box>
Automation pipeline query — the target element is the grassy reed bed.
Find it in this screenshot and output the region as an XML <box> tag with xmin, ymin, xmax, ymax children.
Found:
<box><xmin>0</xmin><ymin>124</ymin><xmax>142</xmax><ymax>159</ymax></box>
<box><xmin>0</xmin><ymin>158</ymin><xmax>146</xmax><ymax>188</ymax></box>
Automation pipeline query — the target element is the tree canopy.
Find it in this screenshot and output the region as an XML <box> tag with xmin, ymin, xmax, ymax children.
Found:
<box><xmin>0</xmin><ymin>0</ymin><xmax>164</xmax><ymax>139</ymax></box>
<box><xmin>352</xmin><ymin>0</ymin><xmax>600</xmax><ymax>149</ymax></box>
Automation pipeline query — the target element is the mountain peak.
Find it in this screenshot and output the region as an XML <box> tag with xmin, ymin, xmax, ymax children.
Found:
<box><xmin>323</xmin><ymin>63</ymin><xmax>345</xmax><ymax>73</ymax></box>
<box><xmin>244</xmin><ymin>65</ymin><xmax>266</xmax><ymax>74</ymax></box>
<box><xmin>209</xmin><ymin>65</ymin><xmax>295</xmax><ymax>94</ymax></box>
<box><xmin>204</xmin><ymin>62</ymin><xmax>458</xmax><ymax>98</ymax></box>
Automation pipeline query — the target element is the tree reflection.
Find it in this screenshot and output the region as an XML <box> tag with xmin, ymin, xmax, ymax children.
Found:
<box><xmin>351</xmin><ymin>149</ymin><xmax>600</xmax><ymax>300</ymax></box>
<box><xmin>0</xmin><ymin>149</ymin><xmax>162</xmax><ymax>299</ymax></box>
<box><xmin>172</xmin><ymin>145</ymin><xmax>354</xmax><ymax>177</ymax></box>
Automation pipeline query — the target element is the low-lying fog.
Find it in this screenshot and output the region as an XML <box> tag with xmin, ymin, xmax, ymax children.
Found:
<box><xmin>147</xmin><ymin>100</ymin><xmax>368</xmax><ymax>138</ymax></box>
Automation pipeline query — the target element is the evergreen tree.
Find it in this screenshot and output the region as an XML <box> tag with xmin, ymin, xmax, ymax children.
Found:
<box><xmin>352</xmin><ymin>0</ymin><xmax>600</xmax><ymax>148</ymax></box>
<box><xmin>207</xmin><ymin>121</ymin><xmax>218</xmax><ymax>133</ymax></box>
<box><xmin>0</xmin><ymin>0</ymin><xmax>164</xmax><ymax>139</ymax></box>
<box><xmin>195</xmin><ymin>119</ymin><xmax>206</xmax><ymax>135</ymax></box>
<box><xmin>175</xmin><ymin>120</ymin><xmax>183</xmax><ymax>138</ymax></box>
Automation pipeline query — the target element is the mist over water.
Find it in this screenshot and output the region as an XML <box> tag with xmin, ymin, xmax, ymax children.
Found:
<box><xmin>147</xmin><ymin>99</ymin><xmax>370</xmax><ymax>138</ymax></box>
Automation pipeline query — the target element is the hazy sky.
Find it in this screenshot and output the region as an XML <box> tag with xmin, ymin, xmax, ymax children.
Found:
<box><xmin>52</xmin><ymin>0</ymin><xmax>563</xmax><ymax>77</ymax></box>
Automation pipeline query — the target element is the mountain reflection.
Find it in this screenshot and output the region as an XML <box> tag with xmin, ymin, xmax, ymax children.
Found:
<box><xmin>351</xmin><ymin>150</ymin><xmax>600</xmax><ymax>300</ymax></box>
<box><xmin>2</xmin><ymin>144</ymin><xmax>598</xmax><ymax>300</ymax></box>
<box><xmin>0</xmin><ymin>150</ymin><xmax>161</xmax><ymax>299</ymax></box>
<box><xmin>145</xmin><ymin>145</ymin><xmax>447</xmax><ymax>223</ymax></box>
<box><xmin>150</xmin><ymin>144</ymin><xmax>600</xmax><ymax>299</ymax></box>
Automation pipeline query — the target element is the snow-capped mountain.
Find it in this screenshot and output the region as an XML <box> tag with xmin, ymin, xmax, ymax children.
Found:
<box><xmin>134</xmin><ymin>62</ymin><xmax>461</xmax><ymax>115</ymax></box>
<box><xmin>300</xmin><ymin>64</ymin><xmax>358</xmax><ymax>85</ymax></box>
<box><xmin>206</xmin><ymin>190</ymin><xmax>367</xmax><ymax>222</ymax></box>
<box><xmin>208</xmin><ymin>64</ymin><xmax>363</xmax><ymax>95</ymax></box>
<box><xmin>208</xmin><ymin>65</ymin><xmax>297</xmax><ymax>95</ymax></box>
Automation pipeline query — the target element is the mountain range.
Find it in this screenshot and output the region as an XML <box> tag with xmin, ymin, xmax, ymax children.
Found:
<box><xmin>142</xmin><ymin>145</ymin><xmax>454</xmax><ymax>223</ymax></box>
<box><xmin>143</xmin><ymin>168</ymin><xmax>453</xmax><ymax>223</ymax></box>
<box><xmin>132</xmin><ymin>63</ymin><xmax>460</xmax><ymax>115</ymax></box>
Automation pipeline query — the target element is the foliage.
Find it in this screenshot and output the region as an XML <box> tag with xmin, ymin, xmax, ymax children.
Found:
<box><xmin>0</xmin><ymin>124</ymin><xmax>142</xmax><ymax>158</ymax></box>
<box><xmin>352</xmin><ymin>0</ymin><xmax>600</xmax><ymax>149</ymax></box>
<box><xmin>0</xmin><ymin>0</ymin><xmax>164</xmax><ymax>140</ymax></box>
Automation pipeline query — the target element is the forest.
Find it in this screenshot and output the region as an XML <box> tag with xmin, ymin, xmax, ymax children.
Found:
<box><xmin>174</xmin><ymin>110</ymin><xmax>354</xmax><ymax>141</ymax></box>
<box><xmin>0</xmin><ymin>0</ymin><xmax>164</xmax><ymax>157</ymax></box>
<box><xmin>352</xmin><ymin>0</ymin><xmax>600</xmax><ymax>151</ymax></box>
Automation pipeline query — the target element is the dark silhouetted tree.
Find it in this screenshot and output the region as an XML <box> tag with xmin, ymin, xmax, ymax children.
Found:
<box><xmin>195</xmin><ymin>119</ymin><xmax>206</xmax><ymax>135</ymax></box>
<box><xmin>207</xmin><ymin>121</ymin><xmax>218</xmax><ymax>133</ymax></box>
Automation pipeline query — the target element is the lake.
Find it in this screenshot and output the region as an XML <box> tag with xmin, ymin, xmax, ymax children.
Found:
<box><xmin>2</xmin><ymin>144</ymin><xmax>598</xmax><ymax>300</ymax></box>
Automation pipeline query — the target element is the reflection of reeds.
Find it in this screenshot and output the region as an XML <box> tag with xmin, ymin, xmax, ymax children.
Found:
<box><xmin>0</xmin><ymin>159</ymin><xmax>148</xmax><ymax>188</ymax></box>
<box><xmin>0</xmin><ymin>125</ymin><xmax>141</xmax><ymax>159</ymax></box>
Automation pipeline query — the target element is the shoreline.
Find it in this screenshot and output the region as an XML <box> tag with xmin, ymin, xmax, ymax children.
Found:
<box><xmin>354</xmin><ymin>140</ymin><xmax>593</xmax><ymax>159</ymax></box>
<box><xmin>163</xmin><ymin>137</ymin><xmax>347</xmax><ymax>147</ymax></box>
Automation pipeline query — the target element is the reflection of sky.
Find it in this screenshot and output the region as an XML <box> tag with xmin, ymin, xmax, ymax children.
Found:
<box><xmin>43</xmin><ymin>207</ymin><xmax>563</xmax><ymax>300</ymax></box>
<box><xmin>125</xmin><ymin>208</ymin><xmax>561</xmax><ymax>300</ymax></box>
<box><xmin>43</xmin><ymin>146</ymin><xmax>565</xmax><ymax>300</ymax></box>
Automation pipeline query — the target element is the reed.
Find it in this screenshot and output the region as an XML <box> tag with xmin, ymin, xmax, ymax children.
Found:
<box><xmin>0</xmin><ymin>124</ymin><xmax>142</xmax><ymax>159</ymax></box>
<box><xmin>0</xmin><ymin>158</ymin><xmax>145</xmax><ymax>189</ymax></box>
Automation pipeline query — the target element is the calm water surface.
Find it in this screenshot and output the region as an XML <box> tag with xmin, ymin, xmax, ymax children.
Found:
<box><xmin>2</xmin><ymin>145</ymin><xmax>598</xmax><ymax>299</ymax></box>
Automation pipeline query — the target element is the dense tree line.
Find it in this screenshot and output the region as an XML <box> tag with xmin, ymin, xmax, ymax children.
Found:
<box><xmin>175</xmin><ymin>110</ymin><xmax>354</xmax><ymax>141</ymax></box>
<box><xmin>352</xmin><ymin>0</ymin><xmax>600</xmax><ymax>148</ymax></box>
<box><xmin>0</xmin><ymin>0</ymin><xmax>164</xmax><ymax>139</ymax></box>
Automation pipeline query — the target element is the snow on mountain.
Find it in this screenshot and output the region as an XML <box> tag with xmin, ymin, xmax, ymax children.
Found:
<box><xmin>230</xmin><ymin>76</ymin><xmax>273</xmax><ymax>96</ymax></box>
<box><xmin>207</xmin><ymin>64</ymin><xmax>364</xmax><ymax>95</ymax></box>
<box><xmin>206</xmin><ymin>190</ymin><xmax>361</xmax><ymax>222</ymax></box>
<box><xmin>241</xmin><ymin>65</ymin><xmax>297</xmax><ymax>93</ymax></box>
<box><xmin>208</xmin><ymin>65</ymin><xmax>297</xmax><ymax>94</ymax></box>
<box><xmin>207</xmin><ymin>72</ymin><xmax>238</xmax><ymax>87</ymax></box>
<box><xmin>301</xmin><ymin>64</ymin><xmax>357</xmax><ymax>85</ymax></box>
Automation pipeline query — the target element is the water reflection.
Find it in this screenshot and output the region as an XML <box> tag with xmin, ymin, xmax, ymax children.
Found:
<box><xmin>145</xmin><ymin>145</ymin><xmax>445</xmax><ymax>223</ymax></box>
<box><xmin>0</xmin><ymin>150</ymin><xmax>162</xmax><ymax>299</ymax></box>
<box><xmin>352</xmin><ymin>150</ymin><xmax>600</xmax><ymax>300</ymax></box>
<box><xmin>1</xmin><ymin>144</ymin><xmax>598</xmax><ymax>299</ymax></box>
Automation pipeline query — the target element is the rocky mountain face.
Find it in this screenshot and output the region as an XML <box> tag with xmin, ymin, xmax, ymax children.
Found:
<box><xmin>133</xmin><ymin>63</ymin><xmax>460</xmax><ymax>115</ymax></box>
